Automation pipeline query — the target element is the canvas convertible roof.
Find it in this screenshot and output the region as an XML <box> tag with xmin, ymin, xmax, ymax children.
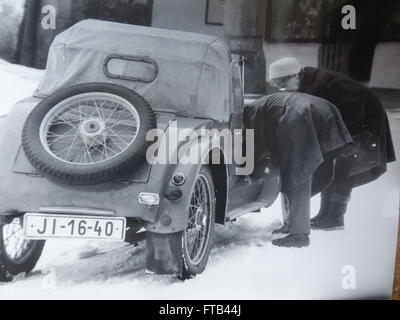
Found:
<box><xmin>36</xmin><ymin>20</ymin><xmax>234</xmax><ymax>121</ymax></box>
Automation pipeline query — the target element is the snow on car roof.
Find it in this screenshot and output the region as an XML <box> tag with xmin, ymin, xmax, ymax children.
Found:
<box><xmin>35</xmin><ymin>20</ymin><xmax>234</xmax><ymax>121</ymax></box>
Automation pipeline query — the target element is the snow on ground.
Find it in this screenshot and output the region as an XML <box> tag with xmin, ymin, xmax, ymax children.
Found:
<box><xmin>0</xmin><ymin>60</ymin><xmax>399</xmax><ymax>299</ymax></box>
<box><xmin>0</xmin><ymin>0</ymin><xmax>25</xmax><ymax>11</ymax></box>
<box><xmin>0</xmin><ymin>59</ymin><xmax>43</xmax><ymax>115</ymax></box>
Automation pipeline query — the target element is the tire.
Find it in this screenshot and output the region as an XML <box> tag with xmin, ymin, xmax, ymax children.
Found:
<box><xmin>0</xmin><ymin>217</ymin><xmax>45</xmax><ymax>282</ymax></box>
<box><xmin>22</xmin><ymin>83</ymin><xmax>156</xmax><ymax>185</ymax></box>
<box><xmin>181</xmin><ymin>166</ymin><xmax>216</xmax><ymax>279</ymax></box>
<box><xmin>146</xmin><ymin>167</ymin><xmax>216</xmax><ymax>279</ymax></box>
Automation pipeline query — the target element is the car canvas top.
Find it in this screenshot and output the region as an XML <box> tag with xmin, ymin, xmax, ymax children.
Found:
<box><xmin>36</xmin><ymin>19</ymin><xmax>234</xmax><ymax>122</ymax></box>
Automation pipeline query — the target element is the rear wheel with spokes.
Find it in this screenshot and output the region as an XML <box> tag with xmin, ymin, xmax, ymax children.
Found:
<box><xmin>0</xmin><ymin>217</ymin><xmax>45</xmax><ymax>282</ymax></box>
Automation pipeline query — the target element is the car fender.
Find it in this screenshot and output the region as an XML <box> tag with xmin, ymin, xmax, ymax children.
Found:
<box><xmin>145</xmin><ymin>122</ymin><xmax>228</xmax><ymax>234</ymax></box>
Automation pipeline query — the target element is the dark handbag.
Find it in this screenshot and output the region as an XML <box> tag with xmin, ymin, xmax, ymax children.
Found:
<box><xmin>342</xmin><ymin>131</ymin><xmax>381</xmax><ymax>177</ymax></box>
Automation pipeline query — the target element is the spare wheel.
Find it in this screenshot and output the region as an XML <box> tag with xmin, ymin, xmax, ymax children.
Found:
<box><xmin>22</xmin><ymin>83</ymin><xmax>156</xmax><ymax>185</ymax></box>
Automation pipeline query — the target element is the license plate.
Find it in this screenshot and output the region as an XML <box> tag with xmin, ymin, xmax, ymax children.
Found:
<box><xmin>23</xmin><ymin>213</ymin><xmax>126</xmax><ymax>241</ymax></box>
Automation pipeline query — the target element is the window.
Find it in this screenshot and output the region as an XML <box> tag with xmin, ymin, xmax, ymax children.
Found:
<box><xmin>384</xmin><ymin>0</ymin><xmax>400</xmax><ymax>41</ymax></box>
<box><xmin>205</xmin><ymin>0</ymin><xmax>225</xmax><ymax>25</ymax></box>
<box><xmin>84</xmin><ymin>0</ymin><xmax>153</xmax><ymax>26</ymax></box>
<box><xmin>265</xmin><ymin>0</ymin><xmax>326</xmax><ymax>42</ymax></box>
<box><xmin>104</xmin><ymin>55</ymin><xmax>158</xmax><ymax>83</ymax></box>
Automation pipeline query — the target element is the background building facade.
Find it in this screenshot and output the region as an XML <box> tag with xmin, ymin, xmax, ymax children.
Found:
<box><xmin>2</xmin><ymin>0</ymin><xmax>400</xmax><ymax>89</ymax></box>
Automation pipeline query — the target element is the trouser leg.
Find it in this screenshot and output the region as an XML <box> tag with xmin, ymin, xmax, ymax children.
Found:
<box><xmin>287</xmin><ymin>178</ymin><xmax>312</xmax><ymax>235</ymax></box>
<box><xmin>272</xmin><ymin>179</ymin><xmax>311</xmax><ymax>248</ymax></box>
<box><xmin>281</xmin><ymin>193</ymin><xmax>290</xmax><ymax>225</ymax></box>
<box><xmin>311</xmin><ymin>191</ymin><xmax>332</xmax><ymax>223</ymax></box>
<box><xmin>324</xmin><ymin>181</ymin><xmax>353</xmax><ymax>198</ymax></box>
<box><xmin>272</xmin><ymin>193</ymin><xmax>291</xmax><ymax>234</ymax></box>
<box><xmin>312</xmin><ymin>180</ymin><xmax>352</xmax><ymax>230</ymax></box>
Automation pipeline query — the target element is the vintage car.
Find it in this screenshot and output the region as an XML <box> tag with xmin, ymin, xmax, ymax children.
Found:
<box><xmin>0</xmin><ymin>20</ymin><xmax>280</xmax><ymax>281</ymax></box>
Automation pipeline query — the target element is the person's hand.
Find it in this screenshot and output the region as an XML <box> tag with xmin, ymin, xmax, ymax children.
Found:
<box><xmin>341</xmin><ymin>144</ymin><xmax>360</xmax><ymax>159</ymax></box>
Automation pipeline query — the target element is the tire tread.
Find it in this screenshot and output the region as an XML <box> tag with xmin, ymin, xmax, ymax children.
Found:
<box><xmin>22</xmin><ymin>83</ymin><xmax>156</xmax><ymax>185</ymax></box>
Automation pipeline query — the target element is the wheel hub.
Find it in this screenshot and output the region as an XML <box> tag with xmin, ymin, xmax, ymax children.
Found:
<box><xmin>194</xmin><ymin>209</ymin><xmax>205</xmax><ymax>230</ymax></box>
<box><xmin>79</xmin><ymin>119</ymin><xmax>107</xmax><ymax>146</ymax></box>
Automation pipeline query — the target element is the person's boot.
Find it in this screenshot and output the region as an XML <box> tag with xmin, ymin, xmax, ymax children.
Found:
<box><xmin>311</xmin><ymin>193</ymin><xmax>350</xmax><ymax>231</ymax></box>
<box><xmin>310</xmin><ymin>192</ymin><xmax>331</xmax><ymax>223</ymax></box>
<box><xmin>272</xmin><ymin>223</ymin><xmax>290</xmax><ymax>235</ymax></box>
<box><xmin>272</xmin><ymin>234</ymin><xmax>310</xmax><ymax>248</ymax></box>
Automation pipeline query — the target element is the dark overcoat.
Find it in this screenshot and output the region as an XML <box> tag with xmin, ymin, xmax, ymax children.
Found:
<box><xmin>299</xmin><ymin>67</ymin><xmax>396</xmax><ymax>188</ymax></box>
<box><xmin>244</xmin><ymin>92</ymin><xmax>353</xmax><ymax>198</ymax></box>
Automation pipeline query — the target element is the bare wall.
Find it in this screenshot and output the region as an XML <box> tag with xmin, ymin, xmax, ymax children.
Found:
<box><xmin>370</xmin><ymin>43</ymin><xmax>400</xmax><ymax>89</ymax></box>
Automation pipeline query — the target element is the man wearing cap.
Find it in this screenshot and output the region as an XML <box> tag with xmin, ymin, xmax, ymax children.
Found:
<box><xmin>267</xmin><ymin>58</ymin><xmax>396</xmax><ymax>233</ymax></box>
<box><xmin>243</xmin><ymin>61</ymin><xmax>353</xmax><ymax>247</ymax></box>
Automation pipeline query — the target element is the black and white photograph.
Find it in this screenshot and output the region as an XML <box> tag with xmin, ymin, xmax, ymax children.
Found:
<box><xmin>0</xmin><ymin>0</ymin><xmax>399</xmax><ymax>303</ymax></box>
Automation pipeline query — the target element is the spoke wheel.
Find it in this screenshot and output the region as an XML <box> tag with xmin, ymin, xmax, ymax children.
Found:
<box><xmin>22</xmin><ymin>83</ymin><xmax>156</xmax><ymax>185</ymax></box>
<box><xmin>39</xmin><ymin>92</ymin><xmax>140</xmax><ymax>165</ymax></box>
<box><xmin>0</xmin><ymin>217</ymin><xmax>45</xmax><ymax>282</ymax></box>
<box><xmin>181</xmin><ymin>167</ymin><xmax>215</xmax><ymax>278</ymax></box>
<box><xmin>184</xmin><ymin>174</ymin><xmax>213</xmax><ymax>266</ymax></box>
<box><xmin>2</xmin><ymin>218</ymin><xmax>33</xmax><ymax>263</ymax></box>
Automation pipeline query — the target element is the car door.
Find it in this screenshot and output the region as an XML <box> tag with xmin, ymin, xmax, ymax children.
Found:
<box><xmin>228</xmin><ymin>58</ymin><xmax>245</xmax><ymax>178</ymax></box>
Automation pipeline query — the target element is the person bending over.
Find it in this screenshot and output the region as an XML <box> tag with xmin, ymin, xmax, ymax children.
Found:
<box><xmin>244</xmin><ymin>88</ymin><xmax>352</xmax><ymax>248</ymax></box>
<box><xmin>269</xmin><ymin>57</ymin><xmax>396</xmax><ymax>231</ymax></box>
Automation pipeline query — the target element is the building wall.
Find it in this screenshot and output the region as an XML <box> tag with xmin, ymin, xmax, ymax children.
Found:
<box><xmin>35</xmin><ymin>0</ymin><xmax>79</xmax><ymax>68</ymax></box>
<box><xmin>13</xmin><ymin>0</ymin><xmax>400</xmax><ymax>89</ymax></box>
<box><xmin>151</xmin><ymin>0</ymin><xmax>223</xmax><ymax>39</ymax></box>
<box><xmin>370</xmin><ymin>43</ymin><xmax>400</xmax><ymax>89</ymax></box>
<box><xmin>263</xmin><ymin>42</ymin><xmax>400</xmax><ymax>89</ymax></box>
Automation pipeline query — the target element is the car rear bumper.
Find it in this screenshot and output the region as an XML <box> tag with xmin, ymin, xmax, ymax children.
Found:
<box><xmin>0</xmin><ymin>172</ymin><xmax>161</xmax><ymax>222</ymax></box>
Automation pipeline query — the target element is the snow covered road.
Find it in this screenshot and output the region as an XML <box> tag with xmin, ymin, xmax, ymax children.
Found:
<box><xmin>0</xmin><ymin>60</ymin><xmax>399</xmax><ymax>299</ymax></box>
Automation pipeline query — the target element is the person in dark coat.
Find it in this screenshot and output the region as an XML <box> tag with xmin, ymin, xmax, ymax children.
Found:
<box><xmin>243</xmin><ymin>90</ymin><xmax>352</xmax><ymax>248</ymax></box>
<box><xmin>269</xmin><ymin>57</ymin><xmax>396</xmax><ymax>231</ymax></box>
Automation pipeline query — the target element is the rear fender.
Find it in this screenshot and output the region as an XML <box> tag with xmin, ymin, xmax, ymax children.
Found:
<box><xmin>145</xmin><ymin>133</ymin><xmax>228</xmax><ymax>234</ymax></box>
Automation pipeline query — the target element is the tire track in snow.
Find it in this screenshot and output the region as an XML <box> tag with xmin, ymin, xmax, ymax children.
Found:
<box><xmin>30</xmin><ymin>216</ymin><xmax>282</xmax><ymax>285</ymax></box>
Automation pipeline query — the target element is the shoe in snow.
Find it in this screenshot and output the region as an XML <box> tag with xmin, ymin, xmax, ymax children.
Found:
<box><xmin>272</xmin><ymin>234</ymin><xmax>310</xmax><ymax>248</ymax></box>
<box><xmin>311</xmin><ymin>215</ymin><xmax>344</xmax><ymax>231</ymax></box>
<box><xmin>272</xmin><ymin>223</ymin><xmax>290</xmax><ymax>235</ymax></box>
